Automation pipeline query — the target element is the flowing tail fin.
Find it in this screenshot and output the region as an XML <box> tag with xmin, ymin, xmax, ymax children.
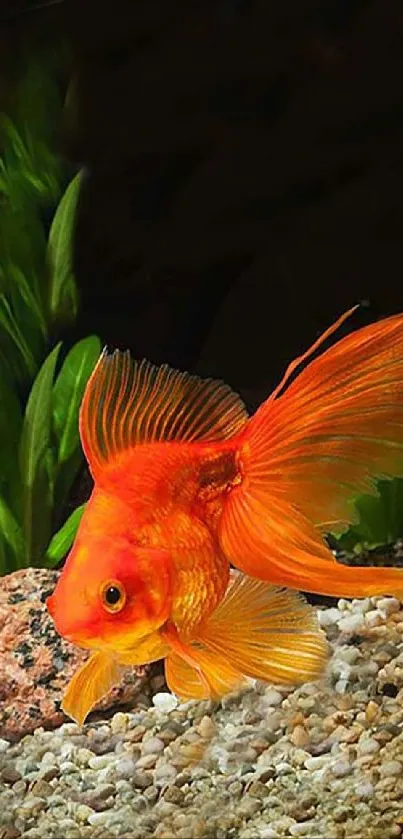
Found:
<box><xmin>218</xmin><ymin>308</ymin><xmax>403</xmax><ymax>598</ymax></box>
<box><xmin>165</xmin><ymin>573</ymin><xmax>328</xmax><ymax>701</ymax></box>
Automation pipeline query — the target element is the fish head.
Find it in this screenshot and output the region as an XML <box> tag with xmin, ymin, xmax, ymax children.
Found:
<box><xmin>46</xmin><ymin>534</ymin><xmax>173</xmax><ymax>656</ymax></box>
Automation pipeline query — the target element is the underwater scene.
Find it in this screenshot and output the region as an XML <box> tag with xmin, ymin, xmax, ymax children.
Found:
<box><xmin>1</xmin><ymin>3</ymin><xmax>403</xmax><ymax>838</ymax></box>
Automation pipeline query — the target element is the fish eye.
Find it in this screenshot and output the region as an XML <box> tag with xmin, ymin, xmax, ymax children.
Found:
<box><xmin>100</xmin><ymin>580</ymin><xmax>127</xmax><ymax>614</ymax></box>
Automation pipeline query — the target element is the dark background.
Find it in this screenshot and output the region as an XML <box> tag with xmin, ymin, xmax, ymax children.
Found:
<box><xmin>3</xmin><ymin>0</ymin><xmax>403</xmax><ymax>411</ymax></box>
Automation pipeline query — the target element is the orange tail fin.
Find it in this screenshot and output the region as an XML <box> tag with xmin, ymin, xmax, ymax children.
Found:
<box><xmin>219</xmin><ymin>308</ymin><xmax>403</xmax><ymax>598</ymax></box>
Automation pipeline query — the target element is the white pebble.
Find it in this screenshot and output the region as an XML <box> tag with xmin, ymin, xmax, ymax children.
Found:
<box><xmin>115</xmin><ymin>757</ymin><xmax>137</xmax><ymax>779</ymax></box>
<box><xmin>352</xmin><ymin>597</ymin><xmax>372</xmax><ymax>613</ymax></box>
<box><xmin>76</xmin><ymin>804</ymin><xmax>94</xmax><ymax>823</ymax></box>
<box><xmin>276</xmin><ymin>761</ymin><xmax>292</xmax><ymax>775</ymax></box>
<box><xmin>355</xmin><ymin>782</ymin><xmax>374</xmax><ymax>799</ymax></box>
<box><xmin>290</xmin><ymin>822</ymin><xmax>316</xmax><ymax>836</ymax></box>
<box><xmin>263</xmin><ymin>688</ymin><xmax>283</xmax><ymax>707</ymax></box>
<box><xmin>318</xmin><ymin>608</ymin><xmax>342</xmax><ymax>627</ymax></box>
<box><xmin>357</xmin><ymin>737</ymin><xmax>380</xmax><ymax>756</ymax></box>
<box><xmin>111</xmin><ymin>712</ymin><xmax>129</xmax><ymax>734</ymax></box>
<box><xmin>260</xmin><ymin>830</ymin><xmax>278</xmax><ymax>839</ymax></box>
<box><xmin>365</xmin><ymin>610</ymin><xmax>383</xmax><ymax>628</ymax></box>
<box><xmin>335</xmin><ymin>678</ymin><xmax>350</xmax><ymax>695</ymax></box>
<box><xmin>0</xmin><ymin>738</ymin><xmax>10</xmax><ymax>753</ymax></box>
<box><xmin>376</xmin><ymin>597</ymin><xmax>400</xmax><ymax>617</ymax></box>
<box><xmin>141</xmin><ymin>736</ymin><xmax>165</xmax><ymax>755</ymax></box>
<box><xmin>379</xmin><ymin>760</ymin><xmax>402</xmax><ymax>777</ymax></box>
<box><xmin>88</xmin><ymin>811</ymin><xmax>112</xmax><ymax>826</ymax></box>
<box><xmin>331</xmin><ymin>760</ymin><xmax>352</xmax><ymax>777</ymax></box>
<box><xmin>59</xmin><ymin>761</ymin><xmax>78</xmax><ymax>774</ymax></box>
<box><xmin>338</xmin><ymin>614</ymin><xmax>364</xmax><ymax>634</ymax></box>
<box><xmin>304</xmin><ymin>755</ymin><xmax>328</xmax><ymax>770</ymax></box>
<box><xmin>88</xmin><ymin>754</ymin><xmax>113</xmax><ymax>770</ymax></box>
<box><xmin>152</xmin><ymin>692</ymin><xmax>179</xmax><ymax>713</ymax></box>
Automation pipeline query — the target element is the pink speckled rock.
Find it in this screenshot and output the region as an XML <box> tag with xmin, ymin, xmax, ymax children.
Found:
<box><xmin>0</xmin><ymin>568</ymin><xmax>151</xmax><ymax>741</ymax></box>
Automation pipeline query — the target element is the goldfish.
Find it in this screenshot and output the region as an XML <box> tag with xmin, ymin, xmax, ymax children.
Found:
<box><xmin>47</xmin><ymin>305</ymin><xmax>403</xmax><ymax>724</ymax></box>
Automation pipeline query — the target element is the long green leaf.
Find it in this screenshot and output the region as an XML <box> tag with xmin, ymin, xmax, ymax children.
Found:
<box><xmin>52</xmin><ymin>335</ymin><xmax>100</xmax><ymax>510</ymax></box>
<box><xmin>44</xmin><ymin>503</ymin><xmax>85</xmax><ymax>567</ymax></box>
<box><xmin>19</xmin><ymin>342</ymin><xmax>61</xmax><ymax>565</ymax></box>
<box><xmin>53</xmin><ymin>336</ymin><xmax>101</xmax><ymax>462</ymax></box>
<box><xmin>0</xmin><ymin>369</ymin><xmax>23</xmax><ymax>514</ymax></box>
<box><xmin>47</xmin><ymin>170</ymin><xmax>83</xmax><ymax>325</ymax></box>
<box><xmin>0</xmin><ymin>494</ymin><xmax>26</xmax><ymax>571</ymax></box>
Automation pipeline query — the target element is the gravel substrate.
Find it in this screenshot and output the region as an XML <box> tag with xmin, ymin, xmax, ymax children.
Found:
<box><xmin>1</xmin><ymin>594</ymin><xmax>403</xmax><ymax>839</ymax></box>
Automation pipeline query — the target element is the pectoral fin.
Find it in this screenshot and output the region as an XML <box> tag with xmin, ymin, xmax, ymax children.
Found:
<box><xmin>62</xmin><ymin>651</ymin><xmax>126</xmax><ymax>725</ymax></box>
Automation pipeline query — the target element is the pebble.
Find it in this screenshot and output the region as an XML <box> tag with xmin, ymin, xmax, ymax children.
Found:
<box><xmin>115</xmin><ymin>758</ymin><xmax>137</xmax><ymax>779</ymax></box>
<box><xmin>379</xmin><ymin>760</ymin><xmax>403</xmax><ymax>777</ymax></box>
<box><xmin>357</xmin><ymin>737</ymin><xmax>380</xmax><ymax>756</ymax></box>
<box><xmin>152</xmin><ymin>693</ymin><xmax>179</xmax><ymax>713</ymax></box>
<box><xmin>141</xmin><ymin>737</ymin><xmax>165</xmax><ymax>755</ymax></box>
<box><xmin>331</xmin><ymin>760</ymin><xmax>352</xmax><ymax>777</ymax></box>
<box><xmin>262</xmin><ymin>689</ymin><xmax>283</xmax><ymax>707</ymax></box>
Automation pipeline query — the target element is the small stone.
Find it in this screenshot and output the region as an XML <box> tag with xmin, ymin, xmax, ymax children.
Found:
<box><xmin>88</xmin><ymin>754</ymin><xmax>112</xmax><ymax>770</ymax></box>
<box><xmin>0</xmin><ymin>738</ymin><xmax>10</xmax><ymax>754</ymax></box>
<box><xmin>30</xmin><ymin>779</ymin><xmax>53</xmax><ymax>797</ymax></box>
<box><xmin>365</xmin><ymin>610</ymin><xmax>383</xmax><ymax>628</ymax></box>
<box><xmin>135</xmin><ymin>753</ymin><xmax>158</xmax><ymax>769</ymax></box>
<box><xmin>59</xmin><ymin>760</ymin><xmax>78</xmax><ymax>774</ymax></box>
<box><xmin>379</xmin><ymin>760</ymin><xmax>402</xmax><ymax>777</ymax></box>
<box><xmin>76</xmin><ymin>804</ymin><xmax>94</xmax><ymax>823</ymax></box>
<box><xmin>164</xmin><ymin>785</ymin><xmax>184</xmax><ymax>805</ymax></box>
<box><xmin>338</xmin><ymin>614</ymin><xmax>364</xmax><ymax>634</ymax></box>
<box><xmin>290</xmin><ymin>823</ymin><xmax>316</xmax><ymax>836</ymax></box>
<box><xmin>152</xmin><ymin>693</ymin><xmax>179</xmax><ymax>713</ymax></box>
<box><xmin>263</xmin><ymin>689</ymin><xmax>283</xmax><ymax>707</ymax></box>
<box><xmin>365</xmin><ymin>701</ymin><xmax>380</xmax><ymax>723</ymax></box>
<box><xmin>132</xmin><ymin>770</ymin><xmax>153</xmax><ymax>789</ymax></box>
<box><xmin>88</xmin><ymin>812</ymin><xmax>111</xmax><ymax>826</ymax></box>
<box><xmin>276</xmin><ymin>761</ymin><xmax>292</xmax><ymax>775</ymax></box>
<box><xmin>1</xmin><ymin>766</ymin><xmax>22</xmax><ymax>784</ymax></box>
<box><xmin>248</xmin><ymin>780</ymin><xmax>269</xmax><ymax>797</ymax></box>
<box><xmin>290</xmin><ymin>725</ymin><xmax>309</xmax><ymax>748</ymax></box>
<box><xmin>154</xmin><ymin>763</ymin><xmax>178</xmax><ymax>787</ymax></box>
<box><xmin>196</xmin><ymin>715</ymin><xmax>215</xmax><ymax>739</ymax></box>
<box><xmin>377</xmin><ymin>597</ymin><xmax>401</xmax><ymax>617</ymax></box>
<box><xmin>142</xmin><ymin>736</ymin><xmax>165</xmax><ymax>755</ymax></box>
<box><xmin>111</xmin><ymin>712</ymin><xmax>129</xmax><ymax>734</ymax></box>
<box><xmin>115</xmin><ymin>757</ymin><xmax>136</xmax><ymax>779</ymax></box>
<box><xmin>357</xmin><ymin>737</ymin><xmax>380</xmax><ymax>756</ymax></box>
<box><xmin>13</xmin><ymin>780</ymin><xmax>27</xmax><ymax>796</ymax></box>
<box><xmin>331</xmin><ymin>759</ymin><xmax>352</xmax><ymax>777</ymax></box>
<box><xmin>128</xmin><ymin>725</ymin><xmax>146</xmax><ymax>743</ymax></box>
<box><xmin>318</xmin><ymin>608</ymin><xmax>342</xmax><ymax>627</ymax></box>
<box><xmin>355</xmin><ymin>782</ymin><xmax>374</xmax><ymax>799</ymax></box>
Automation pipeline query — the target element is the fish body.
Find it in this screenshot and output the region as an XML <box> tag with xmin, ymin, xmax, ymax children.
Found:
<box><xmin>47</xmin><ymin>306</ymin><xmax>403</xmax><ymax>723</ymax></box>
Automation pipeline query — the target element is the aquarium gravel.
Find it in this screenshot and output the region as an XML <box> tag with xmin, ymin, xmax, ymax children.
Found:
<box><xmin>1</xmin><ymin>595</ymin><xmax>403</xmax><ymax>839</ymax></box>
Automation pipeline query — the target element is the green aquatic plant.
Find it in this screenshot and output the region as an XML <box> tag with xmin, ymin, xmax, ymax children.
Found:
<box><xmin>332</xmin><ymin>478</ymin><xmax>403</xmax><ymax>554</ymax></box>
<box><xmin>0</xmin><ymin>55</ymin><xmax>100</xmax><ymax>574</ymax></box>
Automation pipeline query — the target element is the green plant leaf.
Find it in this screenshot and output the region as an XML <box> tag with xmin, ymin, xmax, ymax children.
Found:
<box><xmin>53</xmin><ymin>336</ymin><xmax>100</xmax><ymax>462</ymax></box>
<box><xmin>44</xmin><ymin>502</ymin><xmax>85</xmax><ymax>567</ymax></box>
<box><xmin>334</xmin><ymin>477</ymin><xmax>403</xmax><ymax>552</ymax></box>
<box><xmin>0</xmin><ymin>368</ymin><xmax>23</xmax><ymax>514</ymax></box>
<box><xmin>0</xmin><ymin>294</ymin><xmax>38</xmax><ymax>381</ymax></box>
<box><xmin>52</xmin><ymin>335</ymin><xmax>100</xmax><ymax>510</ymax></box>
<box><xmin>47</xmin><ymin>170</ymin><xmax>84</xmax><ymax>326</ymax></box>
<box><xmin>19</xmin><ymin>342</ymin><xmax>61</xmax><ymax>565</ymax></box>
<box><xmin>0</xmin><ymin>494</ymin><xmax>26</xmax><ymax>571</ymax></box>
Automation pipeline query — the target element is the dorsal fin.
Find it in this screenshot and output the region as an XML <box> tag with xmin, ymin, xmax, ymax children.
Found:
<box><xmin>79</xmin><ymin>350</ymin><xmax>248</xmax><ymax>475</ymax></box>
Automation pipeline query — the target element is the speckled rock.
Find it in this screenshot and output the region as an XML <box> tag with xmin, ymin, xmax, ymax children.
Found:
<box><xmin>0</xmin><ymin>568</ymin><xmax>150</xmax><ymax>740</ymax></box>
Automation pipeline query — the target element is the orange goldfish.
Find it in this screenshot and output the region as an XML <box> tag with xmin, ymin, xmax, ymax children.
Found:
<box><xmin>47</xmin><ymin>306</ymin><xmax>403</xmax><ymax>724</ymax></box>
